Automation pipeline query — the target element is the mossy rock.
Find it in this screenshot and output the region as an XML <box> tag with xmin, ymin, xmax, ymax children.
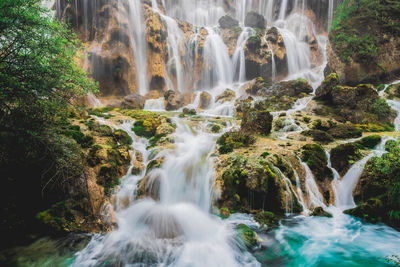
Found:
<box><xmin>219</xmin><ymin>207</ymin><xmax>231</xmax><ymax>219</ymax></box>
<box><xmin>302</xmin><ymin>130</ymin><xmax>334</xmax><ymax>143</ymax></box>
<box><xmin>331</xmin><ymin>143</ymin><xmax>363</xmax><ymax>176</ymax></box>
<box><xmin>356</xmin><ymin>135</ymin><xmax>382</xmax><ymax>149</ymax></box>
<box><xmin>254</xmin><ymin>211</ymin><xmax>281</xmax><ymax>229</ymax></box>
<box><xmin>301</xmin><ymin>144</ymin><xmax>333</xmax><ymax>181</ymax></box>
<box><xmin>327</xmin><ymin>124</ymin><xmax>362</xmax><ymax>139</ymax></box>
<box><xmin>217</xmin><ymin>131</ymin><xmax>255</xmax><ymax>154</ymax></box>
<box><xmin>344</xmin><ymin>198</ymin><xmax>384</xmax><ymax>224</ymax></box>
<box><xmin>236</xmin><ymin>224</ymin><xmax>258</xmax><ymax>249</ymax></box>
<box><xmin>310</xmin><ymin>207</ymin><xmax>333</xmax><ymax>218</ymax></box>
<box><xmin>113</xmin><ymin>129</ymin><xmax>133</xmax><ymax>146</ymax></box>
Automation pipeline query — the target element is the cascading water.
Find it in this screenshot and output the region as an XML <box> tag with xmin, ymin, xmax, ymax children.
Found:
<box><xmin>72</xmin><ymin>118</ymin><xmax>260</xmax><ymax>266</ymax></box>
<box><xmin>127</xmin><ymin>0</ymin><xmax>149</xmax><ymax>95</ymax></box>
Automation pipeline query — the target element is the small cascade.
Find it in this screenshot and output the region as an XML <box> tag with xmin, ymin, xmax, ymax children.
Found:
<box><xmin>232</xmin><ymin>28</ymin><xmax>254</xmax><ymax>82</ymax></box>
<box><xmin>201</xmin><ymin>28</ymin><xmax>234</xmax><ymax>89</ymax></box>
<box><xmin>334</xmin><ymin>137</ymin><xmax>392</xmax><ymax>209</ymax></box>
<box><xmin>301</xmin><ymin>162</ymin><xmax>326</xmax><ymax>210</ymax></box>
<box><xmin>388</xmin><ymin>99</ymin><xmax>400</xmax><ymax>131</ymax></box>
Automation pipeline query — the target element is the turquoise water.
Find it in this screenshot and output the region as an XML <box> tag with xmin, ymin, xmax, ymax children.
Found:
<box><xmin>3</xmin><ymin>212</ymin><xmax>400</xmax><ymax>266</ymax></box>
<box><xmin>254</xmin><ymin>212</ymin><xmax>400</xmax><ymax>267</ymax></box>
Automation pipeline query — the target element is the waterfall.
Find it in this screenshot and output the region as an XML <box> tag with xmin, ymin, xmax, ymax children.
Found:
<box><xmin>301</xmin><ymin>162</ymin><xmax>326</xmax><ymax>210</ymax></box>
<box><xmin>232</xmin><ymin>28</ymin><xmax>254</xmax><ymax>82</ymax></box>
<box><xmin>127</xmin><ymin>0</ymin><xmax>149</xmax><ymax>95</ymax></box>
<box><xmin>334</xmin><ymin>137</ymin><xmax>392</xmax><ymax>209</ymax></box>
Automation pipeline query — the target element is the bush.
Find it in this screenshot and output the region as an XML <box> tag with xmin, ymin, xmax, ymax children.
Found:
<box><xmin>369</xmin><ymin>98</ymin><xmax>395</xmax><ymax>120</ymax></box>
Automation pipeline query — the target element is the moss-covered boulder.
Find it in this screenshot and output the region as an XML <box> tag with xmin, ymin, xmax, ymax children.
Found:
<box><xmin>327</xmin><ymin>0</ymin><xmax>400</xmax><ymax>85</ymax></box>
<box><xmin>236</xmin><ymin>224</ymin><xmax>258</xmax><ymax>249</ymax></box>
<box><xmin>310</xmin><ymin>207</ymin><xmax>333</xmax><ymax>218</ymax></box>
<box><xmin>217</xmin><ymin>154</ymin><xmax>286</xmax><ymax>213</ymax></box>
<box><xmin>315</xmin><ymin>76</ymin><xmax>396</xmax><ymax>127</ymax></box>
<box><xmin>216</xmin><ymin>131</ymin><xmax>256</xmax><ymax>154</ymax></box>
<box><xmin>254</xmin><ymin>211</ymin><xmax>281</xmax><ymax>229</ymax></box>
<box><xmin>302</xmin><ymin>129</ymin><xmax>334</xmax><ymax>143</ymax></box>
<box><xmin>351</xmin><ymin>139</ymin><xmax>400</xmax><ymax>228</ymax></box>
<box><xmin>331</xmin><ymin>143</ymin><xmax>363</xmax><ymax>176</ymax></box>
<box><xmin>219</xmin><ymin>207</ymin><xmax>231</xmax><ymax>219</ymax></box>
<box><xmin>215</xmin><ymin>89</ymin><xmax>236</xmax><ymax>103</ymax></box>
<box><xmin>113</xmin><ymin>129</ymin><xmax>132</xmax><ymax>146</ymax></box>
<box><xmin>301</xmin><ymin>144</ymin><xmax>333</xmax><ymax>181</ymax></box>
<box><xmin>327</xmin><ymin>124</ymin><xmax>362</xmax><ymax>139</ymax></box>
<box><xmin>241</xmin><ymin>107</ymin><xmax>273</xmax><ymax>135</ymax></box>
<box><xmin>256</xmin><ymin>79</ymin><xmax>312</xmax><ymax>110</ymax></box>
<box><xmin>356</xmin><ymin>135</ymin><xmax>382</xmax><ymax>149</ymax></box>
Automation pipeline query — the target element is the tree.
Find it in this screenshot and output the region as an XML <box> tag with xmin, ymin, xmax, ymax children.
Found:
<box><xmin>0</xmin><ymin>0</ymin><xmax>97</xmax><ymax>246</ymax></box>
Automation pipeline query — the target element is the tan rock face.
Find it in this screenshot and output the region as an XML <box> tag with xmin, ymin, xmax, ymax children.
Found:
<box><xmin>144</xmin><ymin>5</ymin><xmax>168</xmax><ymax>92</ymax></box>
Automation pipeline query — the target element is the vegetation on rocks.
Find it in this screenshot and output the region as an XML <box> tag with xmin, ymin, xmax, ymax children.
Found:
<box><xmin>348</xmin><ymin>139</ymin><xmax>400</xmax><ymax>228</ymax></box>
<box><xmin>217</xmin><ymin>131</ymin><xmax>256</xmax><ymax>154</ymax></box>
<box><xmin>330</xmin><ymin>0</ymin><xmax>400</xmax><ymax>64</ymax></box>
<box><xmin>301</xmin><ymin>144</ymin><xmax>333</xmax><ymax>181</ymax></box>
<box><xmin>0</xmin><ymin>0</ymin><xmax>97</xmax><ymax>247</ymax></box>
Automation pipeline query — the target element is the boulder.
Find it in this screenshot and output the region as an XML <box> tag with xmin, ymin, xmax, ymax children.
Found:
<box><xmin>121</xmin><ymin>94</ymin><xmax>145</xmax><ymax>109</ymax></box>
<box><xmin>241</xmin><ymin>107</ymin><xmax>273</xmax><ymax>135</ymax></box>
<box><xmin>331</xmin><ymin>143</ymin><xmax>362</xmax><ymax>176</ymax></box>
<box><xmin>199</xmin><ymin>91</ymin><xmax>212</xmax><ymax>109</ymax></box>
<box><xmin>218</xmin><ymin>15</ymin><xmax>239</xmax><ymax>29</ymax></box>
<box><xmin>164</xmin><ymin>90</ymin><xmax>183</xmax><ymax>111</ymax></box>
<box><xmin>244</xmin><ymin>77</ymin><xmax>268</xmax><ymax>95</ymax></box>
<box><xmin>144</xmin><ymin>90</ymin><xmax>162</xmax><ymax>100</ymax></box>
<box><xmin>244</xmin><ymin>11</ymin><xmax>265</xmax><ymax>29</ymax></box>
<box><xmin>215</xmin><ymin>89</ymin><xmax>236</xmax><ymax>103</ymax></box>
<box><xmin>311</xmin><ymin>207</ymin><xmax>333</xmax><ymax>217</ymax></box>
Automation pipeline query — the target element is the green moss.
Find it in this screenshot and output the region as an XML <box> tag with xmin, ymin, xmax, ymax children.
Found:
<box><xmin>302</xmin><ymin>130</ymin><xmax>334</xmax><ymax>143</ymax></box>
<box><xmin>217</xmin><ymin>131</ymin><xmax>256</xmax><ymax>154</ymax></box>
<box><xmin>236</xmin><ymin>224</ymin><xmax>257</xmax><ymax>248</ymax></box>
<box><xmin>302</xmin><ymin>144</ymin><xmax>333</xmax><ymax>181</ymax></box>
<box><xmin>327</xmin><ymin>124</ymin><xmax>362</xmax><ymax>139</ymax></box>
<box><xmin>356</xmin><ymin>135</ymin><xmax>382</xmax><ymax>149</ymax></box>
<box><xmin>347</xmin><ymin>139</ymin><xmax>400</xmax><ymax>228</ymax></box>
<box><xmin>219</xmin><ymin>207</ymin><xmax>231</xmax><ymax>219</ymax></box>
<box><xmin>113</xmin><ymin>129</ymin><xmax>133</xmax><ymax>146</ymax></box>
<box><xmin>254</xmin><ymin>211</ymin><xmax>281</xmax><ymax>229</ymax></box>
<box><xmin>311</xmin><ymin>207</ymin><xmax>333</xmax><ymax>217</ymax></box>
<box><xmin>330</xmin><ymin>0</ymin><xmax>400</xmax><ymax>64</ymax></box>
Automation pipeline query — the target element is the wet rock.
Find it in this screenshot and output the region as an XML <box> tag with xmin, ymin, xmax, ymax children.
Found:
<box><xmin>164</xmin><ymin>90</ymin><xmax>183</xmax><ymax>111</ymax></box>
<box><xmin>236</xmin><ymin>224</ymin><xmax>258</xmax><ymax>248</ymax></box>
<box><xmin>302</xmin><ymin>129</ymin><xmax>334</xmax><ymax>143</ymax></box>
<box><xmin>122</xmin><ymin>94</ymin><xmax>145</xmax><ymax>110</ymax></box>
<box><xmin>144</xmin><ymin>90</ymin><xmax>162</xmax><ymax>100</ymax></box>
<box><xmin>241</xmin><ymin>107</ymin><xmax>273</xmax><ymax>135</ymax></box>
<box><xmin>254</xmin><ymin>211</ymin><xmax>281</xmax><ymax>229</ymax></box>
<box><xmin>331</xmin><ymin>143</ymin><xmax>362</xmax><ymax>176</ymax></box>
<box><xmin>234</xmin><ymin>95</ymin><xmax>253</xmax><ymax>115</ymax></box>
<box><xmin>244</xmin><ymin>77</ymin><xmax>269</xmax><ymax>95</ymax></box>
<box><xmin>199</xmin><ymin>91</ymin><xmax>212</xmax><ymax>109</ymax></box>
<box><xmin>244</xmin><ymin>11</ymin><xmax>266</xmax><ymax>29</ymax></box>
<box><xmin>301</xmin><ymin>144</ymin><xmax>333</xmax><ymax>182</ymax></box>
<box><xmin>311</xmin><ymin>207</ymin><xmax>333</xmax><ymax>217</ymax></box>
<box><xmin>258</xmin><ymin>79</ymin><xmax>313</xmax><ymax>102</ymax></box>
<box><xmin>218</xmin><ymin>15</ymin><xmax>239</xmax><ymax>29</ymax></box>
<box><xmin>219</xmin><ymin>207</ymin><xmax>231</xmax><ymax>218</ymax></box>
<box><xmin>182</xmin><ymin>107</ymin><xmax>196</xmax><ymax>115</ymax></box>
<box><xmin>215</xmin><ymin>89</ymin><xmax>236</xmax><ymax>103</ymax></box>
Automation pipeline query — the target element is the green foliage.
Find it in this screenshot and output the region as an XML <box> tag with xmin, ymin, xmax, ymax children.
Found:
<box><xmin>369</xmin><ymin>98</ymin><xmax>395</xmax><ymax>120</ymax></box>
<box><xmin>236</xmin><ymin>224</ymin><xmax>257</xmax><ymax>248</ymax></box>
<box><xmin>0</xmin><ymin>0</ymin><xmax>97</xmax><ymax>243</ymax></box>
<box><xmin>330</xmin><ymin>0</ymin><xmax>400</xmax><ymax>64</ymax></box>
<box><xmin>349</xmin><ymin>139</ymin><xmax>400</xmax><ymax>228</ymax></box>
<box><xmin>217</xmin><ymin>131</ymin><xmax>256</xmax><ymax>154</ymax></box>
